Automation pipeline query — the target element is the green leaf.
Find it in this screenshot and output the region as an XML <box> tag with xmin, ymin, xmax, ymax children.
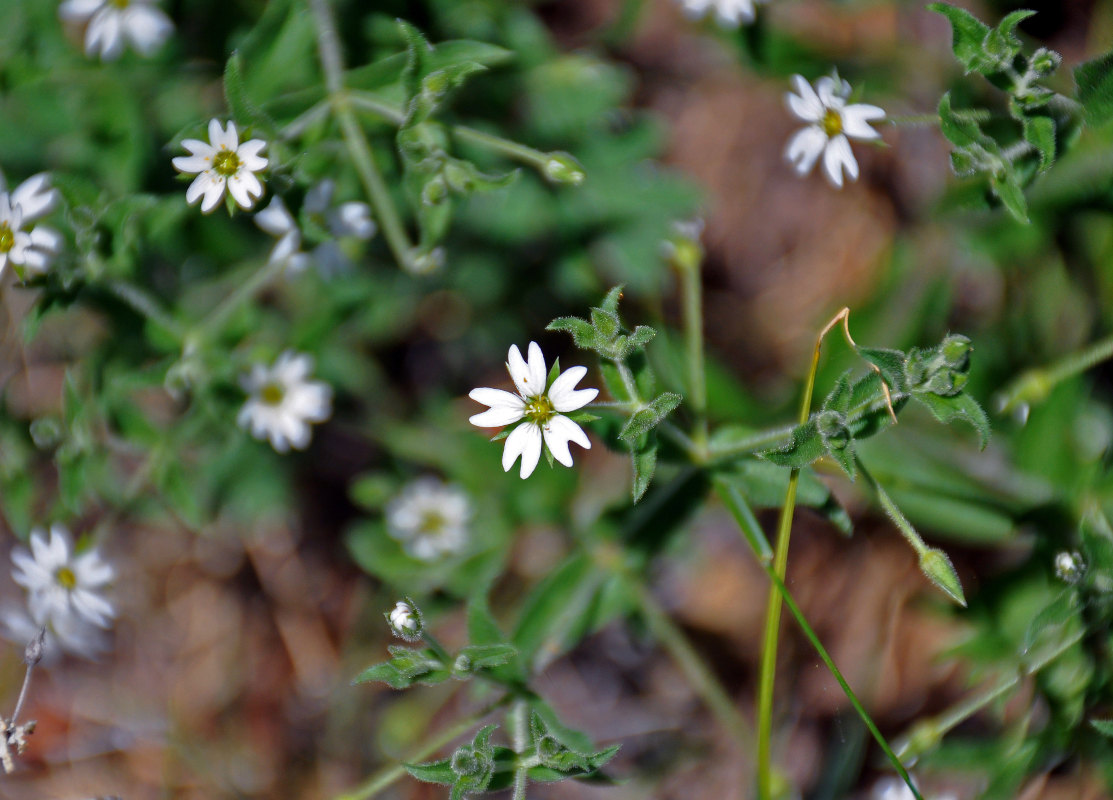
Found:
<box><xmin>590</xmin><ymin>307</ymin><xmax>620</xmax><ymax>341</ymax></box>
<box><xmin>1074</xmin><ymin>48</ymin><xmax>1113</xmax><ymax>126</ymax></box>
<box><xmin>928</xmin><ymin>3</ymin><xmax>990</xmax><ymax>73</ymax></box>
<box><xmin>442</xmin><ymin>158</ymin><xmax>519</xmax><ymax>195</ymax></box>
<box><xmin>1090</xmin><ymin>719</ymin><xmax>1113</xmax><ymax>737</ymax></box>
<box><xmin>913</xmin><ymin>391</ymin><xmax>991</xmax><ymax>448</ymax></box>
<box><xmin>1022</xmin><ymin>115</ymin><xmax>1056</xmax><ymax>171</ymax></box>
<box><xmin>712</xmin><ymin>474</ymin><xmax>773</xmax><ymax>562</ymax></box>
<box><xmin>405</xmin><ymin>758</ymin><xmax>457</xmax><ymax>785</ymax></box>
<box><xmin>989</xmin><ymin>168</ymin><xmax>1030</xmax><ymax>223</ymax></box>
<box><xmin>600</xmin><ymin>285</ymin><xmax>624</xmax><ymax>314</ymax></box>
<box><xmin>223</xmin><ymin>51</ymin><xmax>276</xmax><ymax>138</ymax></box>
<box><xmin>618</xmin><ymin>392</ymin><xmax>682</xmax><ymax>443</ymax></box>
<box><xmin>937</xmin><ymin>93</ymin><xmax>994</xmax><ymax>150</ymax></box>
<box><xmin>627</xmin><ymin>325</ymin><xmax>656</xmax><ymax>349</ymax></box>
<box><xmin>631</xmin><ymin>435</ymin><xmax>658</xmax><ymax>502</ymax></box>
<box><xmin>760</xmin><ymin>420</ymin><xmax>827</xmax><ymax>469</ymax></box>
<box><xmin>1022</xmin><ymin>589</ymin><xmax>1079</xmax><ymax>654</ymax></box>
<box><xmin>512</xmin><ymin>553</ymin><xmax>600</xmax><ymax>669</ymax></box>
<box><xmin>547</xmin><ymin>316</ymin><xmax>597</xmax><ymax>349</ymax></box>
<box><xmin>456</xmin><ymin>643</ymin><xmax>518</xmax><ymax>671</ymax></box>
<box><xmin>982</xmin><ymin>10</ymin><xmax>1036</xmax><ymax>71</ymax></box>
<box><xmin>353</xmin><ymin>660</ymin><xmax>412</xmax><ymax>688</ymax></box>
<box><xmin>857</xmin><ymin>347</ymin><xmax>908</xmax><ymax>393</ymax></box>
<box><xmin>467</xmin><ymin>593</ymin><xmax>507</xmax><ymax>646</ymax></box>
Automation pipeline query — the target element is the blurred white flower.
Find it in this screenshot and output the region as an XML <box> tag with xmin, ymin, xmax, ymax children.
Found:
<box><xmin>1</xmin><ymin>604</ymin><xmax>107</xmax><ymax>662</ymax></box>
<box><xmin>387</xmin><ymin>600</ymin><xmax>422</xmax><ymax>641</ymax></box>
<box><xmin>173</xmin><ymin>119</ymin><xmax>267</xmax><ymax>213</ymax></box>
<box><xmin>386</xmin><ymin>477</ymin><xmax>472</xmax><ymax>561</ymax></box>
<box><xmin>237</xmin><ymin>351</ymin><xmax>333</xmax><ymax>453</ymax></box>
<box><xmin>677</xmin><ymin>0</ymin><xmax>764</xmax><ymax>28</ymax></box>
<box><xmin>1054</xmin><ymin>550</ymin><xmax>1085</xmax><ymax>583</ymax></box>
<box><xmin>0</xmin><ymin>172</ymin><xmax>62</xmax><ymax>281</ymax></box>
<box><xmin>7</xmin><ymin>524</ymin><xmax>115</xmax><ymax>660</ymax></box>
<box><xmin>469</xmin><ymin>341</ymin><xmax>597</xmax><ymax>479</ymax></box>
<box><xmin>254</xmin><ymin>197</ymin><xmax>310</xmax><ymax>274</ymax></box>
<box><xmin>254</xmin><ymin>182</ymin><xmax>375</xmax><ymax>277</ymax></box>
<box><xmin>872</xmin><ymin>777</ymin><xmax>957</xmax><ymax>800</ymax></box>
<box><xmin>784</xmin><ymin>73</ymin><xmax>885</xmax><ymax>188</ymax></box>
<box><xmin>59</xmin><ymin>0</ymin><xmax>174</xmax><ymax>61</ymax></box>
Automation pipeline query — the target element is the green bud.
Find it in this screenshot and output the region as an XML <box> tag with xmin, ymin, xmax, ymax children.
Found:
<box><xmin>450</xmin><ymin>746</ymin><xmax>493</xmax><ymax>780</ymax></box>
<box><xmin>941</xmin><ymin>334</ymin><xmax>972</xmax><ymax>368</ymax></box>
<box><xmin>897</xmin><ymin>719</ymin><xmax>942</xmax><ymax>763</ymax></box>
<box><xmin>542</xmin><ymin>152</ymin><xmax>586</xmax><ymax>185</ymax></box>
<box><xmin>452</xmin><ymin>653</ymin><xmax>472</xmax><ymax>676</ymax></box>
<box><xmin>1029</xmin><ymin>47</ymin><xmax>1062</xmax><ymax>77</ymax></box>
<box><xmin>1054</xmin><ymin>550</ymin><xmax>1085</xmax><ymax>584</ymax></box>
<box><xmin>29</xmin><ymin>417</ymin><xmax>63</xmax><ymax>450</ymax></box>
<box><xmin>816</xmin><ymin>410</ymin><xmax>851</xmax><ymax>450</ymax></box>
<box><xmin>919</xmin><ymin>548</ymin><xmax>966</xmax><ymax>606</ymax></box>
<box><xmin>421</xmin><ymin>174</ymin><xmax>449</xmax><ymax>206</ymax></box>
<box><xmin>408</xmin><ymin>246</ymin><xmax>445</xmax><ymax>276</ymax></box>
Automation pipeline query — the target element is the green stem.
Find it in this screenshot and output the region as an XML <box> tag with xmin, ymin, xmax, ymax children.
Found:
<box><xmin>188</xmin><ymin>256</ymin><xmax>286</xmax><ymax>343</ymax></box>
<box><xmin>626</xmin><ymin>574</ymin><xmax>753</xmax><ymax>748</ymax></box>
<box><xmin>884</xmin><ymin>113</ymin><xmax>942</xmax><ymax>127</ymax></box>
<box><xmin>347</xmin><ymin>92</ymin><xmax>553</xmax><ymax>171</ymax></box>
<box><xmin>331</xmin><ymin>696</ymin><xmax>510</xmax><ymax>800</ymax></box>
<box><xmin>511</xmin><ymin>700</ymin><xmax>529</xmax><ymax>800</ymax></box>
<box><xmin>714</xmin><ymin>483</ymin><xmax>922</xmax><ymax>800</ymax></box>
<box><xmin>705</xmin><ymin>424</ymin><xmax>796</xmax><ymax>463</ymax></box>
<box><xmin>756</xmin><ymin>321</ymin><xmax>829</xmax><ymax>799</ymax></box>
<box><xmin>857</xmin><ymin>461</ymin><xmax>928</xmax><ymax>556</ymax></box>
<box><xmin>307</xmin><ymin>0</ymin><xmax>417</xmax><ymax>272</ymax></box>
<box><xmin>102</xmin><ymin>280</ymin><xmax>184</xmax><ymax>342</ymax></box>
<box><xmin>997</xmin><ymin>330</ymin><xmax>1113</xmax><ymax>414</ymax></box>
<box><xmin>676</xmin><ymin>244</ymin><xmax>708</xmax><ymax>459</ymax></box>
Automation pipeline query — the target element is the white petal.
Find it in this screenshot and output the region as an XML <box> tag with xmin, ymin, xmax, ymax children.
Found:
<box><xmin>11</xmin><ymin>174</ymin><xmax>56</xmax><ymax>223</ymax></box>
<box><xmin>200</xmin><ymin>175</ymin><xmax>227</xmax><ymax>213</ymax></box>
<box><xmin>822</xmin><ymin>135</ymin><xmax>858</xmax><ymax>188</ymax></box>
<box><xmin>502</xmin><ymin>422</ymin><xmax>542</xmax><ymax>478</ymax></box>
<box><xmin>816</xmin><ymin>76</ymin><xmax>850</xmax><ymax>108</ymax></box>
<box><xmin>841</xmin><ymin>103</ymin><xmax>886</xmax><ymax>140</ymax></box>
<box><xmin>469</xmin><ymin>387</ymin><xmax>525</xmax><ymax>426</ymax></box>
<box><xmin>784</xmin><ymin>126</ymin><xmax>827</xmax><ymax>176</ymax></box>
<box><xmin>172</xmin><ymin>153</ymin><xmax>211</xmax><ymax>174</ymax></box>
<box><xmin>506</xmin><ymin>344</ymin><xmax>532</xmax><ymax>398</ymax></box>
<box><xmin>542</xmin><ymin>414</ymin><xmax>591</xmax><ymax>467</ymax></box>
<box><xmin>786</xmin><ymin>75</ymin><xmax>823</xmax><ymax>122</ymax></box>
<box><xmin>254</xmin><ymin>197</ymin><xmax>295</xmax><ymax>236</ymax></box>
<box><xmin>87</xmin><ymin>9</ymin><xmax>124</xmax><ymax>60</ymax></box>
<box><xmin>72</xmin><ymin>589</ymin><xmax>115</xmax><ymax>627</ymax></box>
<box><xmin>228</xmin><ymin>172</ymin><xmax>262</xmax><ymax>209</ymax></box>
<box><xmin>29</xmin><ymin>226</ymin><xmax>63</xmax><ymax>254</ymax></box>
<box><xmin>269</xmin><ymin>232</ymin><xmax>302</xmax><ymax>266</ymax></box>
<box><xmin>332</xmin><ymin>202</ymin><xmax>375</xmax><ymax>239</ymax></box>
<box><xmin>59</xmin><ymin>0</ymin><xmax>104</xmax><ymax>22</ymax></box>
<box><xmin>237</xmin><ymin>139</ymin><xmax>268</xmax><ymax>172</ymax></box>
<box><xmin>122</xmin><ymin>5</ymin><xmax>173</xmax><ymax>55</ymax></box>
<box><xmin>303</xmin><ymin>180</ymin><xmax>333</xmax><ymax>214</ymax></box>
<box><xmin>184</xmin><ymin>173</ymin><xmax>210</xmax><ymax>206</ymax></box>
<box><xmin>548</xmin><ymin>366</ymin><xmax>598</xmax><ymax>412</ymax></box>
<box><xmin>73</xmin><ymin>552</ymin><xmax>114</xmax><ymax>586</ymax></box>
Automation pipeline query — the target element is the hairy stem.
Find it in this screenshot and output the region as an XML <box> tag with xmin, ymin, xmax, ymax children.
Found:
<box><xmin>997</xmin><ymin>330</ymin><xmax>1113</xmax><ymax>415</ymax></box>
<box><xmin>676</xmin><ymin>242</ymin><xmax>708</xmax><ymax>458</ymax></box>
<box><xmin>307</xmin><ymin>0</ymin><xmax>417</xmax><ymax>272</ymax></box>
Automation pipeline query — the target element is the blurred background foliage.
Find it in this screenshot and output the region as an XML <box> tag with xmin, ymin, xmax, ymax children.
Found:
<box><xmin>1</xmin><ymin>0</ymin><xmax>1113</xmax><ymax>797</ymax></box>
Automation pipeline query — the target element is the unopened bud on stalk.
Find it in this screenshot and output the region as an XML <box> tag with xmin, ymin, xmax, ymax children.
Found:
<box><xmin>919</xmin><ymin>548</ymin><xmax>967</xmax><ymax>607</ymax></box>
<box><xmin>387</xmin><ymin>598</ymin><xmax>424</xmax><ymax>642</ymax></box>
<box><xmin>542</xmin><ymin>152</ymin><xmax>586</xmax><ymax>186</ymax></box>
<box><xmin>23</xmin><ymin>629</ymin><xmax>45</xmax><ymax>667</ymax></box>
<box><xmin>1054</xmin><ymin>550</ymin><xmax>1084</xmax><ymax>584</ymax></box>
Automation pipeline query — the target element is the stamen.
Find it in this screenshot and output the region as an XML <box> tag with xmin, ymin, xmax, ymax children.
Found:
<box><xmin>822</xmin><ymin>108</ymin><xmax>843</xmax><ymax>138</ymax></box>
<box><xmin>55</xmin><ymin>566</ymin><xmax>77</xmax><ymax>590</ymax></box>
<box><xmin>212</xmin><ymin>149</ymin><xmax>241</xmax><ymax>177</ymax></box>
<box><xmin>260</xmin><ymin>382</ymin><xmax>285</xmax><ymax>406</ymax></box>
<box><xmin>0</xmin><ymin>224</ymin><xmax>13</xmax><ymax>254</ymax></box>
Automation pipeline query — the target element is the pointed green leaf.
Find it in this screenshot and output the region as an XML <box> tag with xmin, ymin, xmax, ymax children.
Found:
<box><xmin>1090</xmin><ymin>719</ymin><xmax>1113</xmax><ymax>737</ymax></box>
<box><xmin>919</xmin><ymin>548</ymin><xmax>967</xmax><ymax>607</ymax></box>
<box><xmin>914</xmin><ymin>391</ymin><xmax>991</xmax><ymax>448</ymax></box>
<box><xmin>631</xmin><ymin>435</ymin><xmax>658</xmax><ymax>503</ymax></box>
<box><xmin>600</xmin><ymin>285</ymin><xmax>624</xmax><ymax>314</ymax></box>
<box><xmin>547</xmin><ymin>316</ymin><xmax>597</xmax><ymax>349</ymax></box>
<box><xmin>928</xmin><ymin>3</ymin><xmax>991</xmax><ymax>73</ymax></box>
<box><xmin>618</xmin><ymin>392</ymin><xmax>682</xmax><ymax>443</ymax></box>
<box><xmin>989</xmin><ymin>169</ymin><xmax>1029</xmax><ymax>223</ymax></box>
<box><xmin>1075</xmin><ymin>48</ymin><xmax>1113</xmax><ymax>126</ymax></box>
<box><xmin>857</xmin><ymin>347</ymin><xmax>908</xmax><ymax>393</ymax></box>
<box><xmin>760</xmin><ymin>420</ymin><xmax>827</xmax><ymax>469</ymax></box>
<box><xmin>405</xmin><ymin>759</ymin><xmax>457</xmax><ymax>785</ymax></box>
<box><xmin>1022</xmin><ymin>115</ymin><xmax>1055</xmax><ymax>171</ymax></box>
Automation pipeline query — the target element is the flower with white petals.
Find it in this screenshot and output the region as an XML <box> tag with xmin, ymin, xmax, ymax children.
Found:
<box><xmin>469</xmin><ymin>342</ymin><xmax>598</xmax><ymax>479</ymax></box>
<box><xmin>784</xmin><ymin>73</ymin><xmax>885</xmax><ymax>188</ymax></box>
<box><xmin>387</xmin><ymin>599</ymin><xmax>423</xmax><ymax>642</ymax></box>
<box><xmin>386</xmin><ymin>477</ymin><xmax>472</xmax><ymax>561</ymax></box>
<box><xmin>0</xmin><ymin>172</ymin><xmax>62</xmax><ymax>281</ymax></box>
<box><xmin>9</xmin><ymin>525</ymin><xmax>115</xmax><ymax>660</ymax></box>
<box><xmin>237</xmin><ymin>351</ymin><xmax>333</xmax><ymax>453</ymax></box>
<box><xmin>59</xmin><ymin>0</ymin><xmax>174</xmax><ymax>61</ymax></box>
<box><xmin>173</xmin><ymin>119</ymin><xmax>268</xmax><ymax>213</ymax></box>
<box><xmin>254</xmin><ymin>181</ymin><xmax>375</xmax><ymax>276</ymax></box>
<box><xmin>677</xmin><ymin>0</ymin><xmax>764</xmax><ymax>27</ymax></box>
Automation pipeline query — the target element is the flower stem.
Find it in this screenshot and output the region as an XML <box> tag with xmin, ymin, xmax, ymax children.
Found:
<box><xmin>331</xmin><ymin>696</ymin><xmax>510</xmax><ymax>800</ymax></box>
<box><xmin>511</xmin><ymin>700</ymin><xmax>530</xmax><ymax>800</ymax></box>
<box><xmin>996</xmin><ymin>330</ymin><xmax>1113</xmax><ymax>415</ymax></box>
<box><xmin>714</xmin><ymin>483</ymin><xmax>922</xmax><ymax>800</ymax></box>
<box><xmin>307</xmin><ymin>0</ymin><xmax>417</xmax><ymax>273</ymax></box>
<box><xmin>102</xmin><ymin>280</ymin><xmax>184</xmax><ymax>342</ymax></box>
<box><xmin>756</xmin><ymin>309</ymin><xmax>847</xmax><ymax>799</ymax></box>
<box><xmin>347</xmin><ymin>92</ymin><xmax>554</xmax><ymax>172</ymax></box>
<box><xmin>675</xmin><ymin>239</ymin><xmax>708</xmax><ymax>459</ymax></box>
<box><xmin>189</xmin><ymin>256</ymin><xmax>286</xmax><ymax>343</ymax></box>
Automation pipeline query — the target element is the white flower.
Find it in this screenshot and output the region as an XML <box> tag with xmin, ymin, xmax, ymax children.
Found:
<box><xmin>0</xmin><ymin>172</ymin><xmax>62</xmax><ymax>281</ymax></box>
<box><xmin>1054</xmin><ymin>550</ymin><xmax>1084</xmax><ymax>583</ymax></box>
<box><xmin>677</xmin><ymin>0</ymin><xmax>764</xmax><ymax>27</ymax></box>
<box><xmin>59</xmin><ymin>0</ymin><xmax>174</xmax><ymax>61</ymax></box>
<box><xmin>10</xmin><ymin>525</ymin><xmax>115</xmax><ymax>642</ymax></box>
<box><xmin>237</xmin><ymin>350</ymin><xmax>333</xmax><ymax>453</ymax></box>
<box><xmin>784</xmin><ymin>73</ymin><xmax>885</xmax><ymax>188</ymax></box>
<box><xmin>254</xmin><ymin>197</ymin><xmax>310</xmax><ymax>274</ymax></box>
<box><xmin>387</xmin><ymin>600</ymin><xmax>423</xmax><ymax>641</ymax></box>
<box><xmin>469</xmin><ymin>341</ymin><xmax>598</xmax><ymax>479</ymax></box>
<box><xmin>254</xmin><ymin>182</ymin><xmax>375</xmax><ymax>277</ymax></box>
<box><xmin>0</xmin><ymin>604</ymin><xmax>108</xmax><ymax>662</ymax></box>
<box><xmin>872</xmin><ymin>777</ymin><xmax>957</xmax><ymax>800</ymax></box>
<box><xmin>385</xmin><ymin>477</ymin><xmax>472</xmax><ymax>561</ymax></box>
<box><xmin>173</xmin><ymin>119</ymin><xmax>268</xmax><ymax>213</ymax></box>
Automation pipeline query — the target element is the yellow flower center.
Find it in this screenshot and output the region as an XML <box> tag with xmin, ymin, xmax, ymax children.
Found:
<box><xmin>260</xmin><ymin>382</ymin><xmax>285</xmax><ymax>406</ymax></box>
<box><xmin>212</xmin><ymin>149</ymin><xmax>241</xmax><ymax>178</ymax></box>
<box><xmin>0</xmin><ymin>223</ymin><xmax>13</xmax><ymax>254</ymax></box>
<box><xmin>822</xmin><ymin>108</ymin><xmax>843</xmax><ymax>138</ymax></box>
<box><xmin>109</xmin><ymin>0</ymin><xmax>131</xmax><ymax>7</ymax></box>
<box><xmin>524</xmin><ymin>395</ymin><xmax>555</xmax><ymax>425</ymax></box>
<box><xmin>55</xmin><ymin>566</ymin><xmax>77</xmax><ymax>590</ymax></box>
<box><xmin>417</xmin><ymin>510</ymin><xmax>446</xmax><ymax>536</ymax></box>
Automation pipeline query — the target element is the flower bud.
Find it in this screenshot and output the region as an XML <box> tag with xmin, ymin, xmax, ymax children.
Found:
<box><xmin>1054</xmin><ymin>550</ymin><xmax>1084</xmax><ymax>584</ymax></box>
<box><xmin>1029</xmin><ymin>47</ymin><xmax>1062</xmax><ymax>77</ymax></box>
<box><xmin>542</xmin><ymin>152</ymin><xmax>586</xmax><ymax>186</ymax></box>
<box><xmin>919</xmin><ymin>548</ymin><xmax>966</xmax><ymax>607</ymax></box>
<box><xmin>387</xmin><ymin>599</ymin><xmax>424</xmax><ymax>642</ymax></box>
<box><xmin>816</xmin><ymin>410</ymin><xmax>851</xmax><ymax>450</ymax></box>
<box><xmin>407</xmin><ymin>246</ymin><xmax>445</xmax><ymax>276</ymax></box>
<box><xmin>23</xmin><ymin>628</ymin><xmax>46</xmax><ymax>667</ymax></box>
<box><xmin>450</xmin><ymin>745</ymin><xmax>493</xmax><ymax>780</ymax></box>
<box><xmin>29</xmin><ymin>417</ymin><xmax>63</xmax><ymax>450</ymax></box>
